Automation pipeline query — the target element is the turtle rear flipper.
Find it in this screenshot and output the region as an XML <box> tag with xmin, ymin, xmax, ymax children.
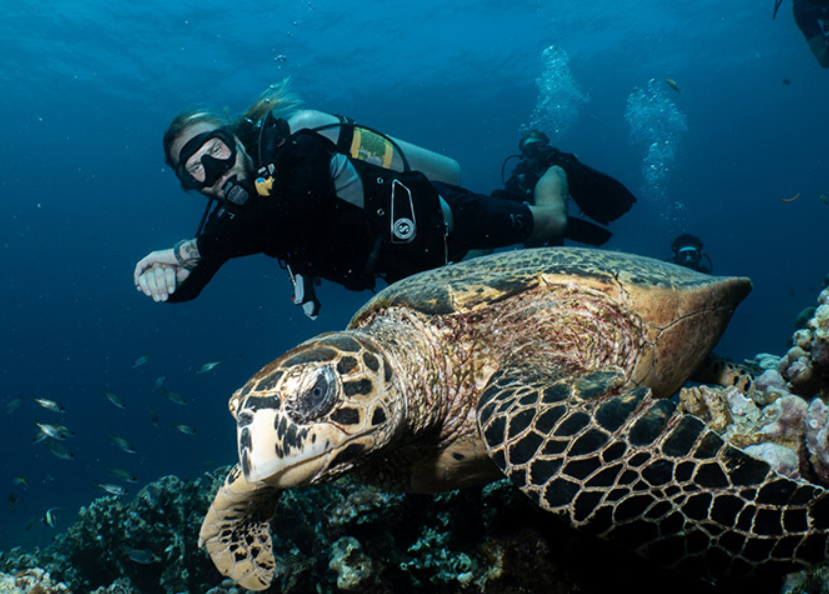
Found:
<box><xmin>477</xmin><ymin>366</ymin><xmax>829</xmax><ymax>580</ymax></box>
<box><xmin>199</xmin><ymin>464</ymin><xmax>281</xmax><ymax>591</ymax></box>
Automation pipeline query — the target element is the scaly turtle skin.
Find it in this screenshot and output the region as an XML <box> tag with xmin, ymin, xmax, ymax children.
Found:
<box><xmin>199</xmin><ymin>247</ymin><xmax>829</xmax><ymax>590</ymax></box>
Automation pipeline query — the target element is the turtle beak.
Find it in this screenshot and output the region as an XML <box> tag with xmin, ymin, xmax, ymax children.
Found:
<box><xmin>237</xmin><ymin>408</ymin><xmax>339</xmax><ymax>486</ymax></box>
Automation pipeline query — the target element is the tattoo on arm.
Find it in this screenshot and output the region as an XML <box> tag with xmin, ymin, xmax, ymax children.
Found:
<box><xmin>174</xmin><ymin>239</ymin><xmax>201</xmax><ymax>270</ymax></box>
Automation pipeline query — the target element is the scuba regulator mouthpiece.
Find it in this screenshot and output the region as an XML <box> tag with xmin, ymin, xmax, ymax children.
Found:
<box><xmin>222</xmin><ymin>176</ymin><xmax>251</xmax><ymax>208</ymax></box>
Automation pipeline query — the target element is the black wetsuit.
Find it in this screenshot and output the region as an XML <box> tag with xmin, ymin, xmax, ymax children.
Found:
<box><xmin>794</xmin><ymin>0</ymin><xmax>829</xmax><ymax>41</ymax></box>
<box><xmin>665</xmin><ymin>254</ymin><xmax>712</xmax><ymax>274</ymax></box>
<box><xmin>169</xmin><ymin>128</ymin><xmax>532</xmax><ymax>302</ymax></box>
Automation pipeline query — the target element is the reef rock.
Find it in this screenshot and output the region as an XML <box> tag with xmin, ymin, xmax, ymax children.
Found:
<box><xmin>780</xmin><ymin>287</ymin><xmax>829</xmax><ymax>397</ymax></box>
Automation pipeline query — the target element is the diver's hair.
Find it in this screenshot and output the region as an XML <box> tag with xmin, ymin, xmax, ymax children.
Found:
<box><xmin>163</xmin><ymin>79</ymin><xmax>303</xmax><ymax>168</ymax></box>
<box><xmin>163</xmin><ymin>110</ymin><xmax>228</xmax><ymax>168</ymax></box>
<box><xmin>672</xmin><ymin>233</ymin><xmax>704</xmax><ymax>252</ymax></box>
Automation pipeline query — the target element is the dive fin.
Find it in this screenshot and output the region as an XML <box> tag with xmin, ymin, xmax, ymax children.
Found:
<box><xmin>550</xmin><ymin>151</ymin><xmax>637</xmax><ymax>225</ymax></box>
<box><xmin>563</xmin><ymin>217</ymin><xmax>613</xmax><ymax>246</ymax></box>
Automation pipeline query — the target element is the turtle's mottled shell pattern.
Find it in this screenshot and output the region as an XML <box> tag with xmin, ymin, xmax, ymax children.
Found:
<box><xmin>352</xmin><ymin>247</ymin><xmax>710</xmax><ymax>321</ymax></box>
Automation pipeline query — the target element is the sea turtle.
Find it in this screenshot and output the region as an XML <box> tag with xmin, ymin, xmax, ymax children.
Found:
<box><xmin>199</xmin><ymin>247</ymin><xmax>829</xmax><ymax>590</ymax></box>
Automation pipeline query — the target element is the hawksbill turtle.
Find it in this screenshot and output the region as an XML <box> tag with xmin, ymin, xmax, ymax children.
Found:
<box><xmin>199</xmin><ymin>247</ymin><xmax>829</xmax><ymax>590</ymax></box>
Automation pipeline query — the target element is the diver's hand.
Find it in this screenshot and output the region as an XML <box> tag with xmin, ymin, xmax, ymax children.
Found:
<box><xmin>135</xmin><ymin>262</ymin><xmax>190</xmax><ymax>302</ymax></box>
<box><xmin>134</xmin><ymin>247</ymin><xmax>194</xmax><ymax>302</ymax></box>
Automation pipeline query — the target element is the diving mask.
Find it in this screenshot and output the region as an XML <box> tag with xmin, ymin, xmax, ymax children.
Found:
<box><xmin>676</xmin><ymin>246</ymin><xmax>701</xmax><ymax>266</ymax></box>
<box><xmin>519</xmin><ymin>130</ymin><xmax>550</xmax><ymax>161</ymax></box>
<box><xmin>175</xmin><ymin>128</ymin><xmax>238</xmax><ymax>190</ymax></box>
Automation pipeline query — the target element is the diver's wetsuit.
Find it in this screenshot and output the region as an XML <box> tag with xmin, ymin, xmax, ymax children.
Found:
<box><xmin>169</xmin><ymin>129</ymin><xmax>533</xmax><ymax>302</ymax></box>
<box><xmin>794</xmin><ymin>0</ymin><xmax>829</xmax><ymax>41</ymax></box>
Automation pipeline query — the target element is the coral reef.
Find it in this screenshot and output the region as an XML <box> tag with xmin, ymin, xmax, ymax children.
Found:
<box><xmin>0</xmin><ymin>568</ymin><xmax>70</xmax><ymax>593</ymax></box>
<box><xmin>677</xmin><ymin>366</ymin><xmax>829</xmax><ymax>486</ymax></box>
<box><xmin>780</xmin><ymin>285</ymin><xmax>829</xmax><ymax>397</ymax></box>
<box><xmin>0</xmin><ymin>470</ymin><xmax>738</xmax><ymax>594</ymax></box>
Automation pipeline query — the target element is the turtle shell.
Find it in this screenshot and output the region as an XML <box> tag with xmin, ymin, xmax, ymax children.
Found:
<box><xmin>350</xmin><ymin>247</ymin><xmax>751</xmax><ymax>399</ymax></box>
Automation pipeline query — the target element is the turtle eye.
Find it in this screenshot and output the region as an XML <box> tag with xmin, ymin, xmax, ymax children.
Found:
<box><xmin>289</xmin><ymin>367</ymin><xmax>337</xmax><ymax>423</ymax></box>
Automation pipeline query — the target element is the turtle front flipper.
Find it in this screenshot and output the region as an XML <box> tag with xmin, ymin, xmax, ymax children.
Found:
<box><xmin>477</xmin><ymin>366</ymin><xmax>829</xmax><ymax>580</ymax></box>
<box><xmin>199</xmin><ymin>464</ymin><xmax>281</xmax><ymax>591</ymax></box>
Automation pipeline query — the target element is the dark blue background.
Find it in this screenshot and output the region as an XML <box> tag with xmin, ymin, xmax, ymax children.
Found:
<box><xmin>2</xmin><ymin>0</ymin><xmax>827</xmax><ymax>549</ymax></box>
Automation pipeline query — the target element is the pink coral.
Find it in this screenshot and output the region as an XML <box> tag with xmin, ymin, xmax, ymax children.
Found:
<box><xmin>805</xmin><ymin>398</ymin><xmax>829</xmax><ymax>484</ymax></box>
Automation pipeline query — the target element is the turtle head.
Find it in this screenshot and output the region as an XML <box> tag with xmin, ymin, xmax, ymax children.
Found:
<box><xmin>229</xmin><ymin>332</ymin><xmax>404</xmax><ymax>488</ymax></box>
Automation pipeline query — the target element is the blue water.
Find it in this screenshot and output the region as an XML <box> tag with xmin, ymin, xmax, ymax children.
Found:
<box><xmin>1</xmin><ymin>0</ymin><xmax>827</xmax><ymax>550</ymax></box>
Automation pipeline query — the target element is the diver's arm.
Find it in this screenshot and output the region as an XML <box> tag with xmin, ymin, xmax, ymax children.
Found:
<box><xmin>288</xmin><ymin>109</ymin><xmax>462</xmax><ymax>185</ymax></box>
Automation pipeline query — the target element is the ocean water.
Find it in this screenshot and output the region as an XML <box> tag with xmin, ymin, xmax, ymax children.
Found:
<box><xmin>1</xmin><ymin>0</ymin><xmax>828</xmax><ymax>551</ymax></box>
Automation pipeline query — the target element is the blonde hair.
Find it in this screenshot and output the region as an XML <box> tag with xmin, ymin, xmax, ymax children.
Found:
<box><xmin>163</xmin><ymin>79</ymin><xmax>303</xmax><ymax>168</ymax></box>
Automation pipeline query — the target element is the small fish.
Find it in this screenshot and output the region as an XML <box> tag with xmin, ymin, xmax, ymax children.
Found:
<box><xmin>173</xmin><ymin>423</ymin><xmax>196</xmax><ymax>436</ymax></box>
<box><xmin>665</xmin><ymin>78</ymin><xmax>681</xmax><ymax>93</ymax></box>
<box><xmin>783</xmin><ymin>77</ymin><xmax>791</xmax><ymax>86</ymax></box>
<box><xmin>8</xmin><ymin>493</ymin><xmax>17</xmax><ymax>508</ymax></box>
<box><xmin>819</xmin><ymin>194</ymin><xmax>828</xmax><ymax>205</ymax></box>
<box><xmin>108</xmin><ymin>432</ymin><xmax>137</xmax><ymax>454</ymax></box>
<box><xmin>781</xmin><ymin>193</ymin><xmax>800</xmax><ymax>203</ymax></box>
<box><xmin>5</xmin><ymin>396</ymin><xmax>23</xmax><ymax>415</ymax></box>
<box><xmin>104</xmin><ymin>390</ymin><xmax>126</xmax><ymax>409</ymax></box>
<box><xmin>132</xmin><ymin>355</ymin><xmax>151</xmax><ymax>368</ymax></box>
<box><xmin>162</xmin><ymin>388</ymin><xmax>187</xmax><ymax>406</ymax></box>
<box><xmin>153</xmin><ymin>375</ymin><xmax>166</xmax><ymax>391</ymax></box>
<box><xmin>97</xmin><ymin>483</ymin><xmax>127</xmax><ymax>497</ymax></box>
<box><xmin>124</xmin><ymin>546</ymin><xmax>161</xmax><ymax>564</ymax></box>
<box><xmin>107</xmin><ymin>467</ymin><xmax>138</xmax><ymax>483</ymax></box>
<box><xmin>46</xmin><ymin>441</ymin><xmax>74</xmax><ymax>460</ymax></box>
<box><xmin>13</xmin><ymin>477</ymin><xmax>27</xmax><ymax>487</ymax></box>
<box><xmin>149</xmin><ymin>404</ymin><xmax>159</xmax><ymax>426</ymax></box>
<box><xmin>43</xmin><ymin>507</ymin><xmax>61</xmax><ymax>528</ymax></box>
<box><xmin>35</xmin><ymin>422</ymin><xmax>74</xmax><ymax>441</ymax></box>
<box><xmin>197</xmin><ymin>360</ymin><xmax>222</xmax><ymax>374</ymax></box>
<box><xmin>32</xmin><ymin>396</ymin><xmax>65</xmax><ymax>413</ymax></box>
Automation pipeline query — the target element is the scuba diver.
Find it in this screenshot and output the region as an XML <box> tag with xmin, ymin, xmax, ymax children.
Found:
<box><xmin>493</xmin><ymin>130</ymin><xmax>637</xmax><ymax>246</ymax></box>
<box><xmin>133</xmin><ymin>82</ymin><xmax>570</xmax><ymax>318</ymax></box>
<box><xmin>774</xmin><ymin>0</ymin><xmax>829</xmax><ymax>68</ymax></box>
<box><xmin>665</xmin><ymin>233</ymin><xmax>713</xmax><ymax>273</ymax></box>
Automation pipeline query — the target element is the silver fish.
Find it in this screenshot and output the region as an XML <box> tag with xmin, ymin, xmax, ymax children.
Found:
<box><xmin>107</xmin><ymin>467</ymin><xmax>138</xmax><ymax>483</ymax></box>
<box><xmin>173</xmin><ymin>423</ymin><xmax>196</xmax><ymax>436</ymax></box>
<box><xmin>132</xmin><ymin>355</ymin><xmax>151</xmax><ymax>368</ymax></box>
<box><xmin>107</xmin><ymin>432</ymin><xmax>137</xmax><ymax>454</ymax></box>
<box><xmin>104</xmin><ymin>390</ymin><xmax>126</xmax><ymax>409</ymax></box>
<box><xmin>149</xmin><ymin>404</ymin><xmax>159</xmax><ymax>426</ymax></box>
<box><xmin>46</xmin><ymin>441</ymin><xmax>74</xmax><ymax>460</ymax></box>
<box><xmin>5</xmin><ymin>396</ymin><xmax>23</xmax><ymax>415</ymax></box>
<box><xmin>32</xmin><ymin>396</ymin><xmax>65</xmax><ymax>413</ymax></box>
<box><xmin>197</xmin><ymin>360</ymin><xmax>222</xmax><ymax>374</ymax></box>
<box><xmin>124</xmin><ymin>547</ymin><xmax>161</xmax><ymax>564</ymax></box>
<box><xmin>162</xmin><ymin>388</ymin><xmax>187</xmax><ymax>406</ymax></box>
<box><xmin>35</xmin><ymin>422</ymin><xmax>74</xmax><ymax>441</ymax></box>
<box><xmin>97</xmin><ymin>483</ymin><xmax>127</xmax><ymax>496</ymax></box>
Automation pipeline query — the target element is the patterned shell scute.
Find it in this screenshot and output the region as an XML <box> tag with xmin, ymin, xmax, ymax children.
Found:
<box><xmin>350</xmin><ymin>247</ymin><xmax>715</xmax><ymax>324</ymax></box>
